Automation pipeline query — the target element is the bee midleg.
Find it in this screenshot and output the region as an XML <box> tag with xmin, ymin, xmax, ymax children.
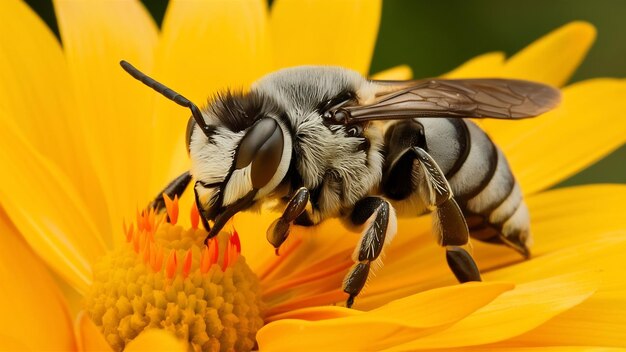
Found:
<box><xmin>149</xmin><ymin>171</ymin><xmax>192</xmax><ymax>214</ymax></box>
<box><xmin>266</xmin><ymin>187</ymin><xmax>310</xmax><ymax>252</ymax></box>
<box><xmin>343</xmin><ymin>196</ymin><xmax>398</xmax><ymax>308</ymax></box>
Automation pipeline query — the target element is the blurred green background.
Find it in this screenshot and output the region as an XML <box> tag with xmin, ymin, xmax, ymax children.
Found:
<box><xmin>25</xmin><ymin>0</ymin><xmax>625</xmax><ymax>188</ymax></box>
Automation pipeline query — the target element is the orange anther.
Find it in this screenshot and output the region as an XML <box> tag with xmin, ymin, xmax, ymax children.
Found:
<box><xmin>190</xmin><ymin>202</ymin><xmax>200</xmax><ymax>230</ymax></box>
<box><xmin>153</xmin><ymin>244</ymin><xmax>164</xmax><ymax>272</ymax></box>
<box><xmin>230</xmin><ymin>230</ymin><xmax>241</xmax><ymax>253</ymax></box>
<box><xmin>125</xmin><ymin>223</ymin><xmax>134</xmax><ymax>243</ymax></box>
<box><xmin>132</xmin><ymin>231</ymin><xmax>140</xmax><ymax>253</ymax></box>
<box><xmin>182</xmin><ymin>249</ymin><xmax>193</xmax><ymax>278</ymax></box>
<box><xmin>163</xmin><ymin>193</ymin><xmax>179</xmax><ymax>225</ymax></box>
<box><xmin>166</xmin><ymin>250</ymin><xmax>178</xmax><ymax>279</ymax></box>
<box><xmin>139</xmin><ymin>232</ymin><xmax>147</xmax><ymax>253</ymax></box>
<box><xmin>208</xmin><ymin>238</ymin><xmax>218</xmax><ymax>265</ymax></box>
<box><xmin>230</xmin><ymin>244</ymin><xmax>239</xmax><ymax>266</ymax></box>
<box><xmin>200</xmin><ymin>246</ymin><xmax>211</xmax><ymax>273</ymax></box>
<box><xmin>222</xmin><ymin>242</ymin><xmax>230</xmax><ymax>270</ymax></box>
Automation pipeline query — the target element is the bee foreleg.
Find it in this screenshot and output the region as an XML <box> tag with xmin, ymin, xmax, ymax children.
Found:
<box><xmin>149</xmin><ymin>171</ymin><xmax>192</xmax><ymax>213</ymax></box>
<box><xmin>344</xmin><ymin>197</ymin><xmax>397</xmax><ymax>308</ymax></box>
<box><xmin>266</xmin><ymin>187</ymin><xmax>310</xmax><ymax>251</ymax></box>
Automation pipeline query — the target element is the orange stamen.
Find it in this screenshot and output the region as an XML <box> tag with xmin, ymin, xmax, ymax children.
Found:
<box><xmin>230</xmin><ymin>244</ymin><xmax>239</xmax><ymax>266</ymax></box>
<box><xmin>200</xmin><ymin>246</ymin><xmax>211</xmax><ymax>273</ymax></box>
<box><xmin>166</xmin><ymin>250</ymin><xmax>178</xmax><ymax>279</ymax></box>
<box><xmin>222</xmin><ymin>241</ymin><xmax>230</xmax><ymax>270</ymax></box>
<box><xmin>163</xmin><ymin>193</ymin><xmax>179</xmax><ymax>225</ymax></box>
<box><xmin>132</xmin><ymin>231</ymin><xmax>140</xmax><ymax>253</ymax></box>
<box><xmin>208</xmin><ymin>238</ymin><xmax>218</xmax><ymax>266</ymax></box>
<box><xmin>190</xmin><ymin>202</ymin><xmax>200</xmax><ymax>230</ymax></box>
<box><xmin>153</xmin><ymin>244</ymin><xmax>164</xmax><ymax>272</ymax></box>
<box><xmin>230</xmin><ymin>230</ymin><xmax>241</xmax><ymax>253</ymax></box>
<box><xmin>125</xmin><ymin>223</ymin><xmax>134</xmax><ymax>243</ymax></box>
<box><xmin>182</xmin><ymin>249</ymin><xmax>193</xmax><ymax>278</ymax></box>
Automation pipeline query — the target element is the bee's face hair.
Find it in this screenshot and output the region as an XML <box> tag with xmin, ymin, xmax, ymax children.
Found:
<box><xmin>189</xmin><ymin>92</ymin><xmax>292</xmax><ymax>210</ymax></box>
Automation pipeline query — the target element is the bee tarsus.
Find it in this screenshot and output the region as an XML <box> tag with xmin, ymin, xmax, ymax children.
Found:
<box><xmin>149</xmin><ymin>170</ymin><xmax>192</xmax><ymax>215</ymax></box>
<box><xmin>267</xmin><ymin>187</ymin><xmax>310</xmax><ymax>250</ymax></box>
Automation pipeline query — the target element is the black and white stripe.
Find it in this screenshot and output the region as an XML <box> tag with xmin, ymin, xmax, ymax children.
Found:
<box><xmin>417</xmin><ymin>118</ymin><xmax>531</xmax><ymax>249</ymax></box>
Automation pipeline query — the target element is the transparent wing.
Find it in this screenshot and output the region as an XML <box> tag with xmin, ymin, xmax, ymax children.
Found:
<box><xmin>326</xmin><ymin>78</ymin><xmax>561</xmax><ymax>124</ymax></box>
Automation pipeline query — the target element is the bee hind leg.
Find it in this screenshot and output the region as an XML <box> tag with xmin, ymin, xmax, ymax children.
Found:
<box><xmin>266</xmin><ymin>187</ymin><xmax>310</xmax><ymax>253</ymax></box>
<box><xmin>149</xmin><ymin>171</ymin><xmax>192</xmax><ymax>213</ymax></box>
<box><xmin>430</xmin><ymin>184</ymin><xmax>482</xmax><ymax>283</ymax></box>
<box><xmin>343</xmin><ymin>197</ymin><xmax>397</xmax><ymax>308</ymax></box>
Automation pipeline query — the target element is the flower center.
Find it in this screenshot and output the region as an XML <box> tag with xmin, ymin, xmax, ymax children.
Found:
<box><xmin>84</xmin><ymin>196</ymin><xmax>264</xmax><ymax>351</ymax></box>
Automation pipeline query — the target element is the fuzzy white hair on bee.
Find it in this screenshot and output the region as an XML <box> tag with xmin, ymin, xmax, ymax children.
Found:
<box><xmin>120</xmin><ymin>60</ymin><xmax>560</xmax><ymax>309</ymax></box>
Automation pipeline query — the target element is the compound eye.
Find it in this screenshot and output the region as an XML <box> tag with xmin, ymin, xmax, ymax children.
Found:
<box><xmin>185</xmin><ymin>116</ymin><xmax>196</xmax><ymax>155</ymax></box>
<box><xmin>235</xmin><ymin>118</ymin><xmax>284</xmax><ymax>189</ymax></box>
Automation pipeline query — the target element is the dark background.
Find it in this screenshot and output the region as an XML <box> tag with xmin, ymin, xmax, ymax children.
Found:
<box><xmin>25</xmin><ymin>0</ymin><xmax>626</xmax><ymax>188</ymax></box>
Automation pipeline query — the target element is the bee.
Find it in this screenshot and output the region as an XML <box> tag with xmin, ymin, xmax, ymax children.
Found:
<box><xmin>121</xmin><ymin>61</ymin><xmax>560</xmax><ymax>307</ymax></box>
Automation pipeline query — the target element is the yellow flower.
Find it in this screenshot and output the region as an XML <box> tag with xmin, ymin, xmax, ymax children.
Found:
<box><xmin>0</xmin><ymin>0</ymin><xmax>625</xmax><ymax>351</ymax></box>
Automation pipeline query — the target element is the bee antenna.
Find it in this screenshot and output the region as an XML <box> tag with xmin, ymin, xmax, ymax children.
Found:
<box><xmin>119</xmin><ymin>60</ymin><xmax>212</xmax><ymax>136</ymax></box>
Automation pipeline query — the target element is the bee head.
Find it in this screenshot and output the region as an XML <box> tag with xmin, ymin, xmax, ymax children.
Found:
<box><xmin>119</xmin><ymin>61</ymin><xmax>292</xmax><ymax>236</ymax></box>
<box><xmin>189</xmin><ymin>92</ymin><xmax>292</xmax><ymax>236</ymax></box>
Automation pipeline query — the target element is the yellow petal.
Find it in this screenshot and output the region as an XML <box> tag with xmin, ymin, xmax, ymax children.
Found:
<box><xmin>266</xmin><ymin>306</ymin><xmax>362</xmax><ymax>323</ymax></box>
<box><xmin>503</xmin><ymin>291</ymin><xmax>626</xmax><ymax>348</ymax></box>
<box><xmin>501</xmin><ymin>21</ymin><xmax>596</xmax><ymax>87</ymax></box>
<box><xmin>271</xmin><ymin>0</ymin><xmax>381</xmax><ymax>74</ymax></box>
<box><xmin>54</xmin><ymin>0</ymin><xmax>159</xmax><ymax>242</ymax></box>
<box><xmin>75</xmin><ymin>311</ymin><xmax>112</xmax><ymax>352</ymax></box>
<box><xmin>0</xmin><ymin>210</ymin><xmax>76</xmax><ymax>350</ymax></box>
<box><xmin>151</xmin><ymin>0</ymin><xmax>271</xmax><ymax>195</ymax></box>
<box><xmin>124</xmin><ymin>329</ymin><xmax>186</xmax><ymax>352</ymax></box>
<box><xmin>390</xmin><ymin>271</ymin><xmax>598</xmax><ymax>350</ymax></box>
<box><xmin>0</xmin><ymin>0</ymin><xmax>110</xmax><ymax>235</ymax></box>
<box><xmin>443</xmin><ymin>52</ymin><xmax>506</xmax><ymax>78</ymax></box>
<box><xmin>370</xmin><ymin>65</ymin><xmax>414</xmax><ymax>80</ymax></box>
<box><xmin>0</xmin><ymin>119</ymin><xmax>103</xmax><ymax>293</ymax></box>
<box><xmin>257</xmin><ymin>282</ymin><xmax>512</xmax><ymax>351</ymax></box>
<box><xmin>436</xmin><ymin>347</ymin><xmax>615</xmax><ymax>351</ymax></box>
<box><xmin>487</xmin><ymin>235</ymin><xmax>626</xmax><ymax>348</ymax></box>
<box><xmin>483</xmin><ymin>79</ymin><xmax>626</xmax><ymax>195</ymax></box>
<box><xmin>0</xmin><ymin>0</ymin><xmax>72</xmax><ymax>172</ymax></box>
<box><xmin>234</xmin><ymin>210</ymin><xmax>283</xmax><ymax>272</ymax></box>
<box><xmin>242</xmin><ymin>213</ymin><xmax>359</xmax><ymax>316</ymax></box>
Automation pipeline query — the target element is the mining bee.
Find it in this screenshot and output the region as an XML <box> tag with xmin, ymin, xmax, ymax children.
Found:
<box><xmin>121</xmin><ymin>61</ymin><xmax>560</xmax><ymax>307</ymax></box>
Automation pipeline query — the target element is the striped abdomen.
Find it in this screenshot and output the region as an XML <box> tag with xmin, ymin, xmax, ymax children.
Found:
<box><xmin>417</xmin><ymin>118</ymin><xmax>531</xmax><ymax>256</ymax></box>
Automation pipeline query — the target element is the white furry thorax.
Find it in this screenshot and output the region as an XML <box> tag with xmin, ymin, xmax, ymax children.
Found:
<box><xmin>253</xmin><ymin>66</ymin><xmax>384</xmax><ymax>221</ymax></box>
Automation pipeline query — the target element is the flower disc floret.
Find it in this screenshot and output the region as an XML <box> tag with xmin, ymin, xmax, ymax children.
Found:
<box><xmin>84</xmin><ymin>198</ymin><xmax>264</xmax><ymax>351</ymax></box>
